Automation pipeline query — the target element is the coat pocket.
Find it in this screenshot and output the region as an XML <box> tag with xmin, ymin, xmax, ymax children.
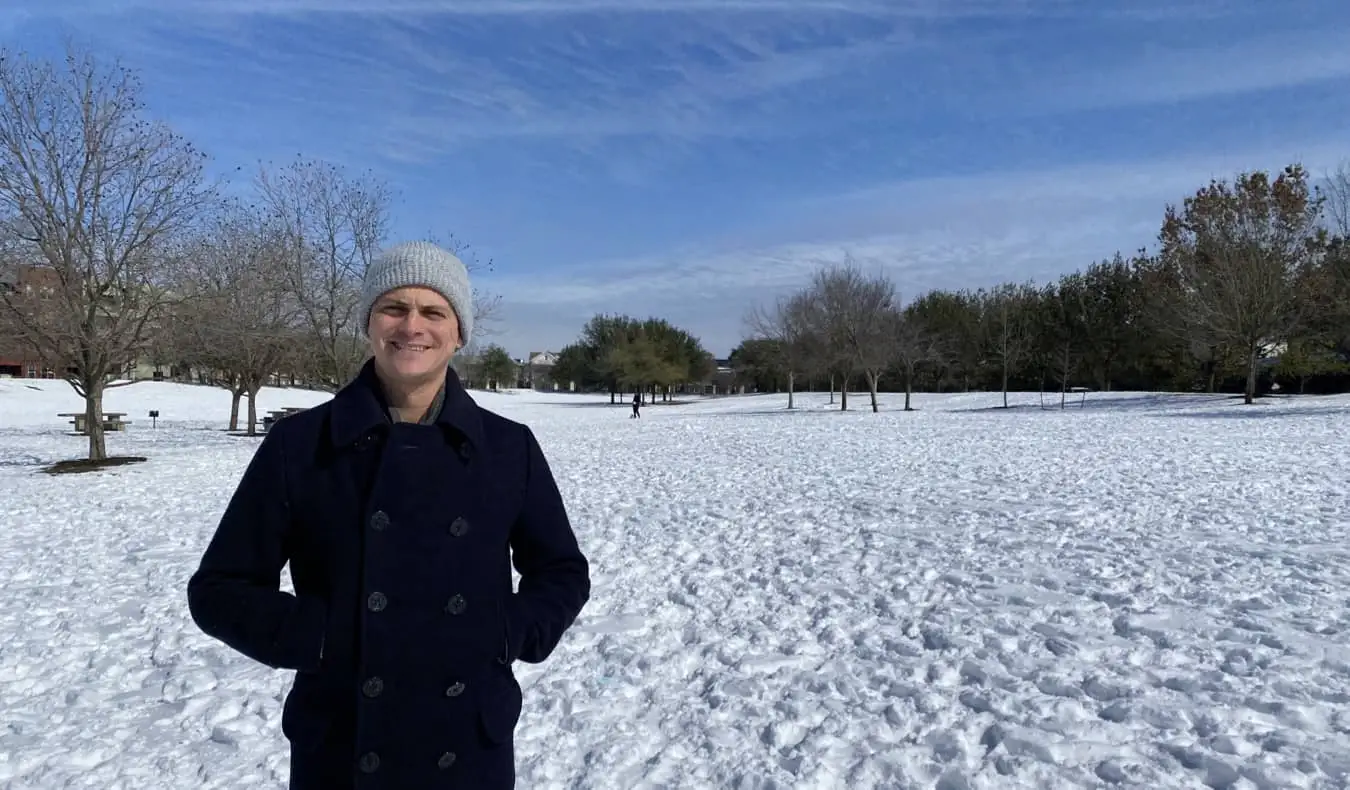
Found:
<box><xmin>477</xmin><ymin>663</ymin><xmax>523</xmax><ymax>746</ymax></box>
<box><xmin>281</xmin><ymin>674</ymin><xmax>334</xmax><ymax>751</ymax></box>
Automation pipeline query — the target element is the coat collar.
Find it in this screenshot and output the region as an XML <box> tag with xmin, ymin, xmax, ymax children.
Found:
<box><xmin>329</xmin><ymin>359</ymin><xmax>484</xmax><ymax>451</ymax></box>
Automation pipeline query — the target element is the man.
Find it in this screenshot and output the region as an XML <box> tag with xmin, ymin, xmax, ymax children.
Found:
<box><xmin>187</xmin><ymin>240</ymin><xmax>590</xmax><ymax>789</ymax></box>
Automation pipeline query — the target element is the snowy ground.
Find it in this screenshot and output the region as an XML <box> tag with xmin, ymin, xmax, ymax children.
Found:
<box><xmin>2</xmin><ymin>378</ymin><xmax>1349</xmax><ymax>789</ymax></box>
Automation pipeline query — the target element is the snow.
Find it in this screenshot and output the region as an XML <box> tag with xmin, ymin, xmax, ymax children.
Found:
<box><xmin>2</xmin><ymin>377</ymin><xmax>1349</xmax><ymax>789</ymax></box>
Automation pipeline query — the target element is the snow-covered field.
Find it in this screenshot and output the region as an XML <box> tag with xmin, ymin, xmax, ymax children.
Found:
<box><xmin>2</xmin><ymin>378</ymin><xmax>1349</xmax><ymax>789</ymax></box>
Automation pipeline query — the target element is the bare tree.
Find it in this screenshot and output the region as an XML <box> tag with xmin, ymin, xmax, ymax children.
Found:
<box><xmin>0</xmin><ymin>46</ymin><xmax>212</xmax><ymax>460</ymax></box>
<box><xmin>255</xmin><ymin>156</ymin><xmax>390</xmax><ymax>390</ymax></box>
<box><xmin>270</xmin><ymin>327</ymin><xmax>325</xmax><ymax>388</ymax></box>
<box><xmin>1158</xmin><ymin>165</ymin><xmax>1323</xmax><ymax>404</ymax></box>
<box><xmin>450</xmin><ymin>343</ymin><xmax>482</xmax><ymax>387</ymax></box>
<box><xmin>1037</xmin><ymin>275</ymin><xmax>1091</xmax><ymax>409</ymax></box>
<box><xmin>1323</xmin><ymin>162</ymin><xmax>1350</xmax><ymax>239</ymax></box>
<box><xmin>1322</xmin><ymin>165</ymin><xmax>1350</xmax><ymax>339</ymax></box>
<box><xmin>981</xmin><ymin>282</ymin><xmax>1038</xmax><ymax>408</ymax></box>
<box><xmin>807</xmin><ymin>260</ymin><xmax>895</xmax><ymax>413</ymax></box>
<box><xmin>177</xmin><ymin>200</ymin><xmax>299</xmax><ymax>433</ymax></box>
<box><xmin>745</xmin><ymin>290</ymin><xmax>815</xmax><ymax>409</ymax></box>
<box><xmin>889</xmin><ymin>302</ymin><xmax>942</xmax><ymax>412</ymax></box>
<box><xmin>425</xmin><ymin>231</ymin><xmax>502</xmax><ymax>339</ymax></box>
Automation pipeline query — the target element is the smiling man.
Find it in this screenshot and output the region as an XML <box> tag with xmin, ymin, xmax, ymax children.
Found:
<box><xmin>187</xmin><ymin>240</ymin><xmax>591</xmax><ymax>789</ymax></box>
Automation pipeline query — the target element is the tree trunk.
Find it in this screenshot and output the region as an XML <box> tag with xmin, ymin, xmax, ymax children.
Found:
<box><xmin>246</xmin><ymin>386</ymin><xmax>262</xmax><ymax>436</ymax></box>
<box><xmin>85</xmin><ymin>382</ymin><xmax>108</xmax><ymax>461</ymax></box>
<box><xmin>1002</xmin><ymin>326</ymin><xmax>1010</xmax><ymax>408</ymax></box>
<box><xmin>1244</xmin><ymin>344</ymin><xmax>1258</xmax><ymax>405</ymax></box>
<box><xmin>904</xmin><ymin>363</ymin><xmax>914</xmax><ymax>411</ymax></box>
<box><xmin>229</xmin><ymin>388</ymin><xmax>244</xmax><ymax>431</ymax></box>
<box><xmin>1001</xmin><ymin>361</ymin><xmax>1010</xmax><ymax>409</ymax></box>
<box><xmin>1060</xmin><ymin>343</ymin><xmax>1070</xmax><ymax>410</ymax></box>
<box><xmin>786</xmin><ymin>371</ymin><xmax>795</xmax><ymax>410</ymax></box>
<box><xmin>867</xmin><ymin>371</ymin><xmax>880</xmax><ymax>413</ymax></box>
<box><xmin>829</xmin><ymin>375</ymin><xmax>836</xmax><ymax>405</ymax></box>
<box><xmin>840</xmin><ymin>377</ymin><xmax>849</xmax><ymax>411</ymax></box>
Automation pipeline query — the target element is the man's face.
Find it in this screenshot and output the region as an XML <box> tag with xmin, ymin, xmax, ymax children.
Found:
<box><xmin>368</xmin><ymin>286</ymin><xmax>461</xmax><ymax>388</ymax></box>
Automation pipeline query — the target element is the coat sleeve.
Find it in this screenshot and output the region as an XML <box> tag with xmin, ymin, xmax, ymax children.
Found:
<box><xmin>186</xmin><ymin>425</ymin><xmax>326</xmax><ymax>672</ymax></box>
<box><xmin>502</xmin><ymin>426</ymin><xmax>591</xmax><ymax>664</ymax></box>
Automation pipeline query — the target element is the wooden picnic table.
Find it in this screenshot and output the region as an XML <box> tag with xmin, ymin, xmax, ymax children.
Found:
<box><xmin>262</xmin><ymin>406</ymin><xmax>308</xmax><ymax>432</ymax></box>
<box><xmin>58</xmin><ymin>411</ymin><xmax>132</xmax><ymax>434</ymax></box>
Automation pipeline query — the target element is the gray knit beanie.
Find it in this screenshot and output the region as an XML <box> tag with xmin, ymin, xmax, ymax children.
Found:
<box><xmin>359</xmin><ymin>240</ymin><xmax>473</xmax><ymax>347</ymax></box>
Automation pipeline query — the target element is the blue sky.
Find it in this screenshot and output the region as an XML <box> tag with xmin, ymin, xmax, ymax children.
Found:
<box><xmin>3</xmin><ymin>0</ymin><xmax>1348</xmax><ymax>358</ymax></box>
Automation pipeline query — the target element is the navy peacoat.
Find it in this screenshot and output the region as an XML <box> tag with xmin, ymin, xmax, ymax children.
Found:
<box><xmin>186</xmin><ymin>361</ymin><xmax>590</xmax><ymax>789</ymax></box>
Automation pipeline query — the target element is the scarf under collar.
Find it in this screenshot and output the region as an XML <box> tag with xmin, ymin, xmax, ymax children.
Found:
<box><xmin>387</xmin><ymin>382</ymin><xmax>446</xmax><ymax>424</ymax></box>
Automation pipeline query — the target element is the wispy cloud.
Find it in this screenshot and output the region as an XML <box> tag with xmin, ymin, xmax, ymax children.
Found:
<box><xmin>0</xmin><ymin>0</ymin><xmax>1085</xmax><ymax>19</ymax></box>
<box><xmin>488</xmin><ymin>137</ymin><xmax>1350</xmax><ymax>353</ymax></box>
<box><xmin>0</xmin><ymin>0</ymin><xmax>1269</xmax><ymax>28</ymax></box>
<box><xmin>4</xmin><ymin>0</ymin><xmax>1345</xmax><ymax>358</ymax></box>
<box><xmin>1019</xmin><ymin>29</ymin><xmax>1350</xmax><ymax>114</ymax></box>
<box><xmin>9</xmin><ymin>0</ymin><xmax>1344</xmax><ymax>168</ymax></box>
<box><xmin>3</xmin><ymin>3</ymin><xmax>928</xmax><ymax>173</ymax></box>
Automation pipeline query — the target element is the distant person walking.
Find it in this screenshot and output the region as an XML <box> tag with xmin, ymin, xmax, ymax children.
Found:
<box><xmin>631</xmin><ymin>392</ymin><xmax>641</xmax><ymax>418</ymax></box>
<box><xmin>187</xmin><ymin>240</ymin><xmax>591</xmax><ymax>790</ymax></box>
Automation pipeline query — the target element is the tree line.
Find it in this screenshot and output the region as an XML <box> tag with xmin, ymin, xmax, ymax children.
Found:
<box><xmin>2</xmin><ymin>44</ymin><xmax>1346</xmax><ymax>466</ymax></box>
<box><xmin>734</xmin><ymin>164</ymin><xmax>1350</xmax><ymax>412</ymax></box>
<box><xmin>550</xmin><ymin>314</ymin><xmax>715</xmax><ymax>404</ymax></box>
<box><xmin>0</xmin><ymin>46</ymin><xmax>502</xmax><ymax>458</ymax></box>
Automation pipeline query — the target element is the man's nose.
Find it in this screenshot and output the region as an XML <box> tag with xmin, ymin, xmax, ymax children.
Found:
<box><xmin>396</xmin><ymin>310</ymin><xmax>424</xmax><ymax>333</ymax></box>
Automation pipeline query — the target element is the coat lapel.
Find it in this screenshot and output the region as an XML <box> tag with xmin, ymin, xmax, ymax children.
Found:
<box><xmin>329</xmin><ymin>360</ymin><xmax>486</xmax><ymax>455</ymax></box>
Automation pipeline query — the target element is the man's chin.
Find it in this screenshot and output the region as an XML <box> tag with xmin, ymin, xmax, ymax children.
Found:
<box><xmin>376</xmin><ymin>356</ymin><xmax>447</xmax><ymax>383</ymax></box>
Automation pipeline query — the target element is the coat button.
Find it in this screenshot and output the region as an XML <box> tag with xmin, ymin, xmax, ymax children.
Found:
<box><xmin>370</xmin><ymin>510</ymin><xmax>390</xmax><ymax>531</ymax></box>
<box><xmin>449</xmin><ymin>517</ymin><xmax>470</xmax><ymax>537</ymax></box>
<box><xmin>359</xmin><ymin>752</ymin><xmax>380</xmax><ymax>773</ymax></box>
<box><xmin>444</xmin><ymin>681</ymin><xmax>465</xmax><ymax>697</ymax></box>
<box><xmin>444</xmin><ymin>594</ymin><xmax>466</xmax><ymax>615</ymax></box>
<box><xmin>362</xmin><ymin>677</ymin><xmax>384</xmax><ymax>698</ymax></box>
<box><xmin>367</xmin><ymin>592</ymin><xmax>387</xmax><ymax>612</ymax></box>
<box><xmin>438</xmin><ymin>751</ymin><xmax>457</xmax><ymax>769</ymax></box>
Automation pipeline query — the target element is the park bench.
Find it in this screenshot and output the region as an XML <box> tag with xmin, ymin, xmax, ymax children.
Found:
<box><xmin>58</xmin><ymin>411</ymin><xmax>131</xmax><ymax>434</ymax></box>
<box><xmin>262</xmin><ymin>406</ymin><xmax>307</xmax><ymax>433</ymax></box>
